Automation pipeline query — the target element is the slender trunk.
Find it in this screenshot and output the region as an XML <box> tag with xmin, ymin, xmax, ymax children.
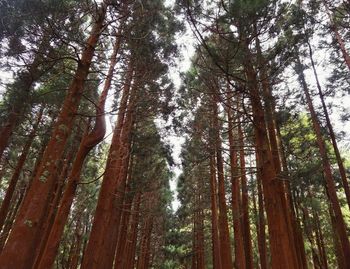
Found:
<box><xmin>237</xmin><ymin>108</ymin><xmax>254</xmax><ymax>269</ymax></box>
<box><xmin>212</xmin><ymin>95</ymin><xmax>233</xmax><ymax>269</ymax></box>
<box><xmin>306</xmin><ymin>38</ymin><xmax>350</xmax><ymax>210</ymax></box>
<box><xmin>295</xmin><ymin>49</ymin><xmax>350</xmax><ymax>262</ymax></box>
<box><xmin>328</xmin><ymin>203</ymin><xmax>346</xmax><ymax>269</ymax></box>
<box><xmin>255</xmin><ymin>152</ymin><xmax>268</xmax><ymax>269</ymax></box>
<box><xmin>136</xmin><ymin>214</ymin><xmax>153</xmax><ymax>269</ymax></box>
<box><xmin>209</xmin><ymin>155</ymin><xmax>222</xmax><ymax>269</ymax></box>
<box><xmin>68</xmin><ymin>220</ymin><xmax>83</xmax><ymax>269</ymax></box>
<box><xmin>0</xmin><ymin>5</ymin><xmax>107</xmax><ymax>268</ymax></box>
<box><xmin>226</xmin><ymin>95</ymin><xmax>246</xmax><ymax>269</ymax></box>
<box><xmin>113</xmin><ymin>187</ymin><xmax>134</xmax><ymax>268</ymax></box>
<box><xmin>123</xmin><ymin>192</ymin><xmax>141</xmax><ymax>269</ymax></box>
<box><xmin>0</xmin><ymin>107</ymin><xmax>44</xmax><ymax>233</ymax></box>
<box><xmin>314</xmin><ymin>212</ymin><xmax>328</xmax><ymax>269</ymax></box>
<box><xmin>97</xmin><ymin>84</ymin><xmax>136</xmax><ymax>268</ymax></box>
<box><xmin>0</xmin><ymin>185</ymin><xmax>25</xmax><ymax>251</ymax></box>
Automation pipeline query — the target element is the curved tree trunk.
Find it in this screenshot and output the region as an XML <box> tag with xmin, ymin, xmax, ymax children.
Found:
<box><xmin>81</xmin><ymin>60</ymin><xmax>134</xmax><ymax>269</ymax></box>
<box><xmin>0</xmin><ymin>4</ymin><xmax>107</xmax><ymax>268</ymax></box>
<box><xmin>36</xmin><ymin>30</ymin><xmax>122</xmax><ymax>269</ymax></box>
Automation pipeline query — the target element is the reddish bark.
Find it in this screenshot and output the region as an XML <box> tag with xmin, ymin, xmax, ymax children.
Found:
<box><xmin>255</xmin><ymin>32</ymin><xmax>304</xmax><ymax>268</ymax></box>
<box><xmin>306</xmin><ymin>38</ymin><xmax>350</xmax><ymax>211</ymax></box>
<box><xmin>136</xmin><ymin>213</ymin><xmax>154</xmax><ymax>269</ymax></box>
<box><xmin>226</xmin><ymin>96</ymin><xmax>246</xmax><ymax>269</ymax></box>
<box><xmin>0</xmin><ymin>184</ymin><xmax>25</xmax><ymax>251</ymax></box>
<box><xmin>212</xmin><ymin>95</ymin><xmax>233</xmax><ymax>269</ymax></box>
<box><xmin>0</xmin><ymin>4</ymin><xmax>108</xmax><ymax>268</ymax></box>
<box><xmin>113</xmin><ymin>187</ymin><xmax>134</xmax><ymax>268</ymax></box>
<box><xmin>34</xmin><ymin>153</ymin><xmax>71</xmax><ymax>266</ymax></box>
<box><xmin>243</xmin><ymin>35</ymin><xmax>299</xmax><ymax>267</ymax></box>
<box><xmin>81</xmin><ymin>61</ymin><xmax>134</xmax><ymax>268</ymax></box>
<box><xmin>36</xmin><ymin>30</ymin><xmax>123</xmax><ymax>269</ymax></box>
<box><xmin>0</xmin><ymin>107</ymin><xmax>44</xmax><ymax>233</ymax></box>
<box><xmin>122</xmin><ymin>192</ymin><xmax>141</xmax><ymax>269</ymax></box>
<box><xmin>68</xmin><ymin>220</ymin><xmax>83</xmax><ymax>269</ymax></box>
<box><xmin>209</xmin><ymin>155</ymin><xmax>222</xmax><ymax>269</ymax></box>
<box><xmin>237</xmin><ymin>115</ymin><xmax>254</xmax><ymax>269</ymax></box>
<box><xmin>296</xmin><ymin>50</ymin><xmax>350</xmax><ymax>262</ymax></box>
<box><xmin>254</xmin><ymin>153</ymin><xmax>268</xmax><ymax>269</ymax></box>
<box><xmin>93</xmin><ymin>76</ymin><xmax>137</xmax><ymax>268</ymax></box>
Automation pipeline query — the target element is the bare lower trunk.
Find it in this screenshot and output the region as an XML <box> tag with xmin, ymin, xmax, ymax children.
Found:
<box><xmin>0</xmin><ymin>107</ymin><xmax>44</xmax><ymax>233</ymax></box>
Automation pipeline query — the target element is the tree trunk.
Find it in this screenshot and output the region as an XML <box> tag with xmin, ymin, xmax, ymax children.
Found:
<box><xmin>254</xmin><ymin>152</ymin><xmax>268</xmax><ymax>269</ymax></box>
<box><xmin>226</xmin><ymin>94</ymin><xmax>246</xmax><ymax>269</ymax></box>
<box><xmin>237</xmin><ymin>105</ymin><xmax>254</xmax><ymax>269</ymax></box>
<box><xmin>209</xmin><ymin>155</ymin><xmax>222</xmax><ymax>269</ymax></box>
<box><xmin>0</xmin><ymin>106</ymin><xmax>44</xmax><ymax>233</ymax></box>
<box><xmin>244</xmin><ymin>39</ymin><xmax>298</xmax><ymax>268</ymax></box>
<box><xmin>306</xmin><ymin>37</ymin><xmax>350</xmax><ymax>210</ymax></box>
<box><xmin>0</xmin><ymin>184</ymin><xmax>25</xmax><ymax>251</ymax></box>
<box><xmin>212</xmin><ymin>94</ymin><xmax>233</xmax><ymax>269</ymax></box>
<box><xmin>81</xmin><ymin>60</ymin><xmax>134</xmax><ymax>268</ymax></box>
<box><xmin>122</xmin><ymin>192</ymin><xmax>141</xmax><ymax>269</ymax></box>
<box><xmin>295</xmin><ymin>49</ymin><xmax>350</xmax><ymax>262</ymax></box>
<box><xmin>36</xmin><ymin>30</ymin><xmax>122</xmax><ymax>269</ymax></box>
<box><xmin>0</xmin><ymin>4</ymin><xmax>107</xmax><ymax>268</ymax></box>
<box><xmin>113</xmin><ymin>186</ymin><xmax>134</xmax><ymax>268</ymax></box>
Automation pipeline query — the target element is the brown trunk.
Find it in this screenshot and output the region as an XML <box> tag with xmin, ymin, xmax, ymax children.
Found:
<box><xmin>68</xmin><ymin>220</ymin><xmax>83</xmax><ymax>269</ymax></box>
<box><xmin>0</xmin><ymin>184</ymin><xmax>25</xmax><ymax>251</ymax></box>
<box><xmin>36</xmin><ymin>30</ymin><xmax>122</xmax><ymax>269</ymax></box>
<box><xmin>226</xmin><ymin>95</ymin><xmax>246</xmax><ymax>269</ymax></box>
<box><xmin>192</xmin><ymin>184</ymin><xmax>205</xmax><ymax>269</ymax></box>
<box><xmin>123</xmin><ymin>192</ymin><xmax>141</xmax><ymax>269</ymax></box>
<box><xmin>197</xmin><ymin>201</ymin><xmax>205</xmax><ymax>269</ymax></box>
<box><xmin>96</xmin><ymin>80</ymin><xmax>136</xmax><ymax>268</ymax></box>
<box><xmin>295</xmin><ymin>50</ymin><xmax>350</xmax><ymax>262</ymax></box>
<box><xmin>212</xmin><ymin>94</ymin><xmax>233</xmax><ymax>269</ymax></box>
<box><xmin>34</xmin><ymin>154</ymin><xmax>71</xmax><ymax>267</ymax></box>
<box><xmin>81</xmin><ymin>61</ymin><xmax>134</xmax><ymax>268</ymax></box>
<box><xmin>314</xmin><ymin>212</ymin><xmax>328</xmax><ymax>269</ymax></box>
<box><xmin>306</xmin><ymin>38</ymin><xmax>350</xmax><ymax>210</ymax></box>
<box><xmin>244</xmin><ymin>39</ymin><xmax>298</xmax><ymax>268</ymax></box>
<box><xmin>255</xmin><ymin>31</ymin><xmax>303</xmax><ymax>269</ymax></box>
<box><xmin>237</xmin><ymin>106</ymin><xmax>254</xmax><ymax>269</ymax></box>
<box><xmin>328</xmin><ymin>203</ymin><xmax>346</xmax><ymax>269</ymax></box>
<box><xmin>113</xmin><ymin>187</ymin><xmax>134</xmax><ymax>268</ymax></box>
<box><xmin>0</xmin><ymin>4</ymin><xmax>107</xmax><ymax>268</ymax></box>
<box><xmin>209</xmin><ymin>155</ymin><xmax>222</xmax><ymax>269</ymax></box>
<box><xmin>136</xmin><ymin>214</ymin><xmax>153</xmax><ymax>269</ymax></box>
<box><xmin>254</xmin><ymin>152</ymin><xmax>268</xmax><ymax>269</ymax></box>
<box><xmin>0</xmin><ymin>106</ymin><xmax>44</xmax><ymax>233</ymax></box>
